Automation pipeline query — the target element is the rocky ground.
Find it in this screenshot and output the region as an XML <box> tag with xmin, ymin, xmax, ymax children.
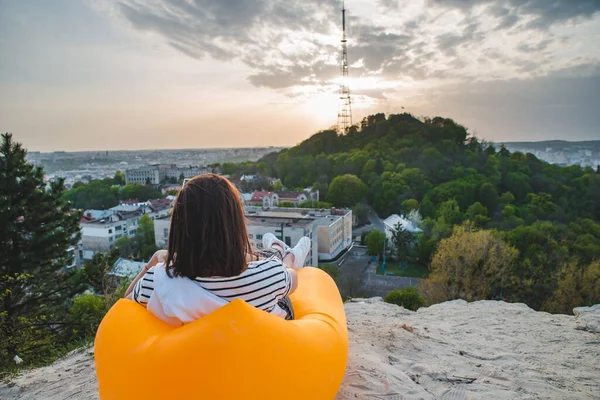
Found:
<box><xmin>1</xmin><ymin>300</ymin><xmax>599</xmax><ymax>400</ymax></box>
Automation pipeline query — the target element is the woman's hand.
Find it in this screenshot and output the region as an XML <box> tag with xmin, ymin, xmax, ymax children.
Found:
<box><xmin>146</xmin><ymin>250</ymin><xmax>168</xmax><ymax>270</ymax></box>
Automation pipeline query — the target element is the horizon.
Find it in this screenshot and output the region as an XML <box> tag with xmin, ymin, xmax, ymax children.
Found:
<box><xmin>22</xmin><ymin>137</ymin><xmax>600</xmax><ymax>155</ymax></box>
<box><xmin>1</xmin><ymin>0</ymin><xmax>599</xmax><ymax>152</ymax></box>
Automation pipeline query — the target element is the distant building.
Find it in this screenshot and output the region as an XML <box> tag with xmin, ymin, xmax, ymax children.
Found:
<box><xmin>154</xmin><ymin>215</ymin><xmax>170</xmax><ymax>249</ymax></box>
<box><xmin>383</xmin><ymin>214</ymin><xmax>423</xmax><ymax>251</ymax></box>
<box><xmin>154</xmin><ymin>206</ymin><xmax>352</xmax><ymax>264</ymax></box>
<box><xmin>126</xmin><ymin>164</ymin><xmax>212</xmax><ymax>185</ymax></box>
<box><xmin>164</xmin><ymin>165</ymin><xmax>211</xmax><ymax>180</ymax></box>
<box><xmin>248</xmin><ymin>190</ymin><xmax>312</xmax><ymax>207</ymax></box>
<box><xmin>246</xmin><ymin>215</ymin><xmax>319</xmax><ymax>267</ymax></box>
<box><xmin>246</xmin><ymin>207</ymin><xmax>352</xmax><ymax>261</ymax></box>
<box><xmin>249</xmin><ymin>191</ymin><xmax>276</xmax><ymax>207</ymax></box>
<box><xmin>125</xmin><ymin>165</ymin><xmax>163</xmax><ymax>185</ymax></box>
<box><xmin>81</xmin><ymin>200</ymin><xmax>172</xmax><ymax>258</ymax></box>
<box><xmin>314</xmin><ymin>209</ymin><xmax>353</xmax><ymax>260</ymax></box>
<box><xmin>276</xmin><ymin>191</ymin><xmax>308</xmax><ymax>206</ymax></box>
<box><xmin>240</xmin><ymin>174</ymin><xmax>258</xmax><ymax>182</ymax></box>
<box><xmin>240</xmin><ymin>192</ymin><xmax>254</xmax><ymax>204</ymax></box>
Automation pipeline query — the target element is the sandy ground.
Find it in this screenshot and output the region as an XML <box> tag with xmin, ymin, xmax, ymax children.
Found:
<box><xmin>1</xmin><ymin>299</ymin><xmax>599</xmax><ymax>400</ymax></box>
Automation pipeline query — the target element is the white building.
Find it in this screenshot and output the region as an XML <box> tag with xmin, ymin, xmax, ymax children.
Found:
<box><xmin>154</xmin><ymin>216</ymin><xmax>170</xmax><ymax>249</ymax></box>
<box><xmin>153</xmin><ymin>207</ymin><xmax>352</xmax><ymax>265</ymax></box>
<box><xmin>246</xmin><ymin>215</ymin><xmax>319</xmax><ymax>267</ymax></box>
<box><xmin>125</xmin><ymin>165</ymin><xmax>164</xmax><ymax>185</ymax></box>
<box><xmin>248</xmin><ymin>191</ymin><xmax>311</xmax><ymax>207</ymax></box>
<box><xmin>314</xmin><ymin>209</ymin><xmax>353</xmax><ymax>260</ymax></box>
<box><xmin>164</xmin><ymin>165</ymin><xmax>210</xmax><ymax>180</ymax></box>
<box><xmin>383</xmin><ymin>214</ymin><xmax>423</xmax><ymax>250</ymax></box>
<box><xmin>81</xmin><ymin>200</ymin><xmax>172</xmax><ymax>258</ymax></box>
<box><xmin>246</xmin><ymin>207</ymin><xmax>352</xmax><ymax>261</ymax></box>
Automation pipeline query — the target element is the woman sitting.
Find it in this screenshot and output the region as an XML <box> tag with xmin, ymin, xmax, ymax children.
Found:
<box><xmin>123</xmin><ymin>173</ymin><xmax>311</xmax><ymax>325</ymax></box>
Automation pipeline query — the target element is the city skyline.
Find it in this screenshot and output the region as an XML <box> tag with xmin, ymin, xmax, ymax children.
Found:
<box><xmin>1</xmin><ymin>0</ymin><xmax>599</xmax><ymax>152</ymax></box>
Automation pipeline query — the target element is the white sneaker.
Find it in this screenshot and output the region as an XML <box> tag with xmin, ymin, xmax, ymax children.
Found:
<box><xmin>290</xmin><ymin>236</ymin><xmax>311</xmax><ymax>269</ymax></box>
<box><xmin>262</xmin><ymin>232</ymin><xmax>289</xmax><ymax>259</ymax></box>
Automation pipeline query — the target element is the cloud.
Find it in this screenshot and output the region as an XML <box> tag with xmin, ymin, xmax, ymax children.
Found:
<box><xmin>111</xmin><ymin>0</ymin><xmax>600</xmax><ymax>102</ymax></box>
<box><xmin>429</xmin><ymin>0</ymin><xmax>600</xmax><ymax>30</ymax></box>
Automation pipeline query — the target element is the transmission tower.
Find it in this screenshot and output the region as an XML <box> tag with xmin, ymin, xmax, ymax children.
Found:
<box><xmin>337</xmin><ymin>1</ymin><xmax>352</xmax><ymax>135</ymax></box>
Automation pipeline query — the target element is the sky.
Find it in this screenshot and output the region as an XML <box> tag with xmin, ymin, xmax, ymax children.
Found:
<box><xmin>0</xmin><ymin>0</ymin><xmax>599</xmax><ymax>152</ymax></box>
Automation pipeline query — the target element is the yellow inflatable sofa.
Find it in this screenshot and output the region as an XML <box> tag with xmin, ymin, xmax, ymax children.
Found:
<box><xmin>95</xmin><ymin>267</ymin><xmax>348</xmax><ymax>400</ymax></box>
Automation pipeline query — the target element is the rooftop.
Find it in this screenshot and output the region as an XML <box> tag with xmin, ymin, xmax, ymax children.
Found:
<box><xmin>110</xmin><ymin>258</ymin><xmax>146</xmax><ymax>278</ymax></box>
<box><xmin>383</xmin><ymin>214</ymin><xmax>422</xmax><ymax>233</ymax></box>
<box><xmin>246</xmin><ymin>215</ymin><xmax>316</xmax><ymax>228</ymax></box>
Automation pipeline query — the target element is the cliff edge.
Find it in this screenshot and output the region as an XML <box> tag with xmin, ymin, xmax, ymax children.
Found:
<box><xmin>1</xmin><ymin>300</ymin><xmax>598</xmax><ymax>399</ymax></box>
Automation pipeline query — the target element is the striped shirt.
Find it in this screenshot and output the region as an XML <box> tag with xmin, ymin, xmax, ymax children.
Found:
<box><xmin>133</xmin><ymin>257</ymin><xmax>292</xmax><ymax>314</ymax></box>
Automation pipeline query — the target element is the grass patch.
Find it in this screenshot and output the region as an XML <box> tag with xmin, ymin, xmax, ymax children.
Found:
<box><xmin>376</xmin><ymin>261</ymin><xmax>429</xmax><ymax>278</ymax></box>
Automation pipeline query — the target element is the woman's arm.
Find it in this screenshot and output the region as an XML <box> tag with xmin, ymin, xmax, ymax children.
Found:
<box><xmin>282</xmin><ymin>252</ymin><xmax>299</xmax><ymax>295</ymax></box>
<box><xmin>286</xmin><ymin>267</ymin><xmax>298</xmax><ymax>295</ymax></box>
<box><xmin>124</xmin><ymin>250</ymin><xmax>167</xmax><ymax>299</ymax></box>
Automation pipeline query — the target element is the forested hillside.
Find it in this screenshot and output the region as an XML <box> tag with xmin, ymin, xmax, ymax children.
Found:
<box><xmin>255</xmin><ymin>113</ymin><xmax>600</xmax><ymax>313</ymax></box>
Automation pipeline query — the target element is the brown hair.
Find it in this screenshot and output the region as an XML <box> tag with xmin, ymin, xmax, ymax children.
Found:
<box><xmin>166</xmin><ymin>174</ymin><xmax>251</xmax><ymax>278</ymax></box>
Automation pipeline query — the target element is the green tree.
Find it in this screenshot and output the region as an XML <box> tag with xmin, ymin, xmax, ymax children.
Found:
<box><xmin>526</xmin><ymin>192</ymin><xmax>558</xmax><ymax>220</ymax></box>
<box><xmin>499</xmin><ymin>191</ymin><xmax>515</xmax><ymax>205</ymax></box>
<box><xmin>366</xmin><ymin>229</ymin><xmax>386</xmax><ymax>259</ymax></box>
<box><xmin>384</xmin><ymin>287</ymin><xmax>424</xmax><ymax>311</ymax></box>
<box><xmin>1</xmin><ymin>133</ymin><xmax>82</xmax><ymax>367</ymax></box>
<box><xmin>83</xmin><ymin>252</ymin><xmax>117</xmax><ymax>293</ymax></box>
<box><xmin>67</xmin><ymin>294</ymin><xmax>106</xmax><ymax>338</ymax></box>
<box><xmin>115</xmin><ymin>236</ymin><xmax>135</xmax><ymax>258</ymax></box>
<box><xmin>327</xmin><ymin>174</ymin><xmax>368</xmax><ymax>208</ymax></box>
<box><xmin>437</xmin><ymin>199</ymin><xmax>462</xmax><ymax>225</ymax></box>
<box><xmin>466</xmin><ymin>202</ymin><xmax>490</xmax><ymax>228</ymax></box>
<box><xmin>135</xmin><ymin>215</ymin><xmax>156</xmax><ymax>260</ymax></box>
<box><xmin>401</xmin><ymin>199</ymin><xmax>419</xmax><ymax>214</ymax></box>
<box><xmin>353</xmin><ymin>203</ymin><xmax>369</xmax><ymax>226</ymax></box>
<box><xmin>113</xmin><ymin>170</ymin><xmax>125</xmax><ymax>185</ymax></box>
<box><xmin>477</xmin><ymin>183</ymin><xmax>498</xmax><ymax>214</ymax></box>
<box><xmin>298</xmin><ymin>200</ymin><xmax>333</xmax><ymax>209</ymax></box>
<box><xmin>271</xmin><ymin>180</ymin><xmax>283</xmax><ymax>191</ymax></box>
<box><xmin>120</xmin><ymin>184</ymin><xmax>163</xmax><ymax>202</ymax></box>
<box><xmin>390</xmin><ymin>223</ymin><xmax>413</xmax><ymax>260</ymax></box>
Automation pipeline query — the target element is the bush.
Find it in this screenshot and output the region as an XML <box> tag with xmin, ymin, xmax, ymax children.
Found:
<box><xmin>68</xmin><ymin>294</ymin><xmax>107</xmax><ymax>338</ymax></box>
<box><xmin>383</xmin><ymin>287</ymin><xmax>424</xmax><ymax>311</ymax></box>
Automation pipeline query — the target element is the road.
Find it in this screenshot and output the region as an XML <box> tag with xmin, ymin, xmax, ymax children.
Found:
<box><xmin>368</xmin><ymin>209</ymin><xmax>386</xmax><ymax>232</ymax></box>
<box><xmin>352</xmin><ymin>208</ymin><xmax>386</xmax><ymax>238</ymax></box>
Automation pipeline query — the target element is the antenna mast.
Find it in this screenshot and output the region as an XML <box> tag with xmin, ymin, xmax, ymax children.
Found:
<box><xmin>337</xmin><ymin>1</ymin><xmax>352</xmax><ymax>135</ymax></box>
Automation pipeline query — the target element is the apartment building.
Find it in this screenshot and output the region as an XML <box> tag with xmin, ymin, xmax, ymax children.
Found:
<box><xmin>153</xmin><ymin>207</ymin><xmax>351</xmax><ymax>265</ymax></box>
<box><xmin>125</xmin><ymin>164</ymin><xmax>211</xmax><ymax>185</ymax></box>
<box><xmin>246</xmin><ymin>215</ymin><xmax>319</xmax><ymax>267</ymax></box>
<box><xmin>164</xmin><ymin>165</ymin><xmax>211</xmax><ymax>180</ymax></box>
<box><xmin>125</xmin><ymin>165</ymin><xmax>164</xmax><ymax>185</ymax></box>
<box><xmin>314</xmin><ymin>209</ymin><xmax>353</xmax><ymax>261</ymax></box>
<box><xmin>80</xmin><ymin>200</ymin><xmax>172</xmax><ymax>258</ymax></box>
<box><xmin>154</xmin><ymin>215</ymin><xmax>170</xmax><ymax>249</ymax></box>
<box><xmin>246</xmin><ymin>207</ymin><xmax>353</xmax><ymax>261</ymax></box>
<box><xmin>248</xmin><ymin>191</ymin><xmax>312</xmax><ymax>207</ymax></box>
<box><xmin>81</xmin><ymin>210</ymin><xmax>144</xmax><ymax>255</ymax></box>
